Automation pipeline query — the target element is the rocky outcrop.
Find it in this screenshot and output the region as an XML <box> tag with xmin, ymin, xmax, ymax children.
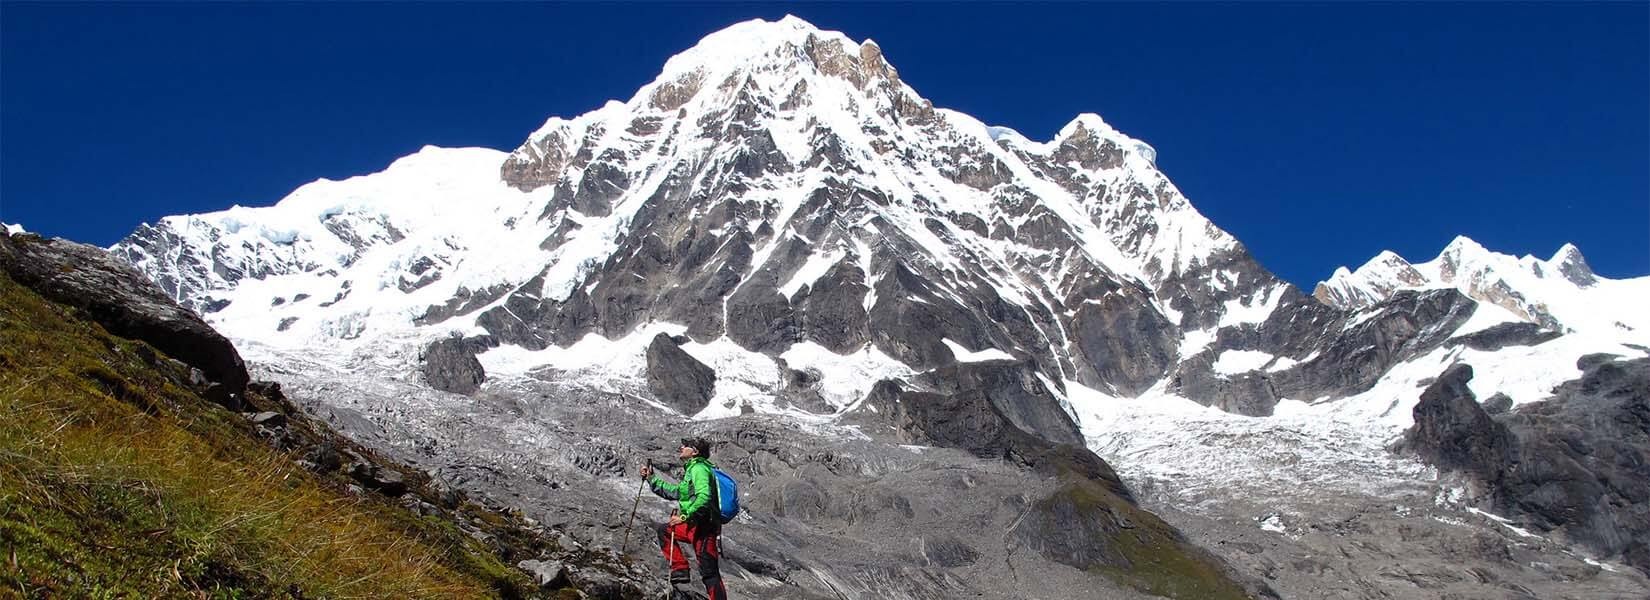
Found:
<box><xmin>1447</xmin><ymin>321</ymin><xmax>1561</xmax><ymax>352</ymax></box>
<box><xmin>1271</xmin><ymin>289</ymin><xmax>1476</xmax><ymax>402</ymax></box>
<box><xmin>421</xmin><ymin>336</ymin><xmax>490</xmax><ymax>395</ymax></box>
<box><xmin>1401</xmin><ymin>356</ymin><xmax>1650</xmax><ymax>574</ymax></box>
<box><xmin>1496</xmin><ymin>355</ymin><xmax>1650</xmax><ymax>573</ymax></box>
<box><xmin>1400</xmin><ymin>364</ymin><xmax>1516</xmax><ymax>481</ymax></box>
<box><xmin>911</xmin><ymin>360</ymin><xmax>1084</xmax><ymax>447</ymax></box>
<box><xmin>645</xmin><ymin>334</ymin><xmax>716</xmax><ymax>414</ymax></box>
<box><xmin>1068</xmin><ymin>289</ymin><xmax>1177</xmax><ymax>396</ymax></box>
<box><xmin>0</xmin><ymin>232</ymin><xmax>250</xmax><ymax>407</ymax></box>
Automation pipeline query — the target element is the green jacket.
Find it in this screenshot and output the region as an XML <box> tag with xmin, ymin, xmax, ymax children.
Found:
<box><xmin>649</xmin><ymin>456</ymin><xmax>719</xmax><ymax>525</ymax></box>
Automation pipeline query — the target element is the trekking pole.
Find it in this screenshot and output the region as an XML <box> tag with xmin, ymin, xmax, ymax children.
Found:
<box><xmin>621</xmin><ymin>459</ymin><xmax>649</xmax><ymax>554</ymax></box>
<box><xmin>665</xmin><ymin>521</ymin><xmax>677</xmax><ymax>600</ymax></box>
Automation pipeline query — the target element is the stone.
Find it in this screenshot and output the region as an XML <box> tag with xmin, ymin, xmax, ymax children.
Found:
<box><xmin>1400</xmin><ymin>364</ymin><xmax>1516</xmax><ymax>481</ymax></box>
<box><xmin>422</xmin><ymin>336</ymin><xmax>486</xmax><ymax>395</ymax></box>
<box><xmin>248</xmin><ymin>411</ymin><xmax>287</xmax><ymax>428</ymax></box>
<box><xmin>645</xmin><ymin>333</ymin><xmax>716</xmax><ymax>415</ymax></box>
<box><xmin>1481</xmin><ymin>392</ymin><xmax>1514</xmax><ymax>415</ymax></box>
<box><xmin>0</xmin><ymin>233</ymin><xmax>250</xmax><ymax>402</ymax></box>
<box><xmin>517</xmin><ymin>559</ymin><xmax>571</xmax><ymax>589</ymax></box>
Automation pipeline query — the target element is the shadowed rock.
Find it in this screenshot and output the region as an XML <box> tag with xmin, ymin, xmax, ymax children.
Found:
<box><xmin>422</xmin><ymin>336</ymin><xmax>489</xmax><ymax>395</ymax></box>
<box><xmin>1402</xmin><ymin>356</ymin><xmax>1650</xmax><ymax>574</ymax></box>
<box><xmin>645</xmin><ymin>333</ymin><xmax>716</xmax><ymax>414</ymax></box>
<box><xmin>1401</xmin><ymin>363</ymin><xmax>1516</xmax><ymax>481</ymax></box>
<box><xmin>0</xmin><ymin>232</ymin><xmax>249</xmax><ymax>407</ymax></box>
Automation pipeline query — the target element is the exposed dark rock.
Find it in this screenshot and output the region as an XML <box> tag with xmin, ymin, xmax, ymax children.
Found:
<box><xmin>1400</xmin><ymin>364</ymin><xmax>1516</xmax><ymax>481</ymax></box>
<box><xmin>1481</xmin><ymin>392</ymin><xmax>1514</xmax><ymax>415</ymax></box>
<box><xmin>1495</xmin><ymin>355</ymin><xmax>1650</xmax><ymax>573</ymax></box>
<box><xmin>1448</xmin><ymin>321</ymin><xmax>1561</xmax><ymax>352</ymax></box>
<box><xmin>645</xmin><ymin>333</ymin><xmax>716</xmax><ymax>415</ymax></box>
<box><xmin>1174</xmin><ymin>364</ymin><xmax>1280</xmax><ymax>417</ymax></box>
<box><xmin>422</xmin><ymin>336</ymin><xmax>487</xmax><ymax>395</ymax></box>
<box><xmin>917</xmin><ymin>536</ymin><xmax>979</xmax><ymax>568</ymax></box>
<box><xmin>501</xmin><ymin>130</ymin><xmax>571</xmax><ymax>192</ymax></box>
<box><xmin>796</xmin><ymin>260</ymin><xmax>870</xmax><ymax>353</ymax></box>
<box><xmin>1271</xmin><ymin>289</ymin><xmax>1476</xmax><ymax>402</ymax></box>
<box><xmin>517</xmin><ymin>559</ymin><xmax>571</xmax><ymax>589</ymax></box>
<box><xmin>343</xmin><ymin>451</ymin><xmax>409</xmax><ymax>497</ymax></box>
<box><xmin>1069</xmin><ymin>290</ymin><xmax>1176</xmax><ymax>396</ymax></box>
<box><xmin>1402</xmin><ymin>356</ymin><xmax>1650</xmax><ymax>574</ymax></box>
<box><xmin>0</xmin><ymin>233</ymin><xmax>249</xmax><ymax>407</ymax></box>
<box><xmin>572</xmin><ymin>157</ymin><xmax>631</xmax><ymax>217</ymax></box>
<box><xmin>1551</xmin><ymin>245</ymin><xmax>1597</xmax><ymax>287</ymax></box>
<box><xmin>912</xmin><ymin>360</ymin><xmax>1084</xmax><ymax>448</ymax></box>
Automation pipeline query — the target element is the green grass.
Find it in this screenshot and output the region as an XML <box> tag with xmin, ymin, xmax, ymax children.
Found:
<box><xmin>0</xmin><ymin>272</ymin><xmax>535</xmax><ymax>598</ymax></box>
<box><xmin>1047</xmin><ymin>478</ymin><xmax>1253</xmax><ymax>600</ymax></box>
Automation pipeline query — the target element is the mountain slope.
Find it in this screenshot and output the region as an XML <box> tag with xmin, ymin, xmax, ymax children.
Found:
<box><xmin>0</xmin><ymin>232</ymin><xmax>643</xmax><ymax>599</ymax></box>
<box><xmin>103</xmin><ymin>15</ymin><xmax>1649</xmax><ymax>598</ymax></box>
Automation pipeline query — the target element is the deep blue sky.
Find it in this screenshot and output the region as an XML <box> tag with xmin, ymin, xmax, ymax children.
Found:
<box><xmin>3</xmin><ymin>2</ymin><xmax>1645</xmax><ymax>287</ymax></box>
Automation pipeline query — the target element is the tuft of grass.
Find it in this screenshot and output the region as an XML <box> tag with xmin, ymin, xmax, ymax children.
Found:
<box><xmin>0</xmin><ymin>272</ymin><xmax>531</xmax><ymax>598</ymax></box>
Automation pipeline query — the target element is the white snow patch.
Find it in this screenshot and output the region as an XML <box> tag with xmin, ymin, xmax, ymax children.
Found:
<box><xmin>1460</xmin><ymin>332</ymin><xmax>1644</xmax><ymax>409</ymax></box>
<box><xmin>1452</xmin><ymin>300</ymin><xmax>1525</xmax><ymax>336</ymax></box>
<box><xmin>941</xmin><ymin>338</ymin><xmax>1015</xmax><ymax>363</ymax></box>
<box><xmin>1259</xmin><ymin>514</ymin><xmax>1287</xmax><ymax>533</ymax></box>
<box><xmin>1179</xmin><ymin>328</ymin><xmax>1217</xmax><ymax>358</ymax></box>
<box><xmin>2</xmin><ymin>222</ymin><xmax>26</xmax><ymax>235</ymax></box>
<box><xmin>1584</xmin><ymin>558</ymin><xmax>1621</xmax><ymax>573</ymax></box>
<box><xmin>1071</xmin><ymin>345</ymin><xmax>1449</xmax><ymax>511</ymax></box>
<box><xmin>779</xmin><ymin>247</ymin><xmax>846</xmax><ymax>297</ymax></box>
<box><xmin>780</xmin><ymin>342</ymin><xmax>914</xmax><ymax>412</ymax></box>
<box><xmin>683</xmin><ymin>337</ymin><xmax>784</xmax><ymax>420</ymax></box>
<box><xmin>478</xmin><ymin>322</ymin><xmax>687</xmax><ymax>382</ymax></box>
<box><xmin>984</xmin><ymin>125</ymin><xmax>1024</xmax><ymax>142</ymax></box>
<box><xmin>1466</xmin><ymin>507</ymin><xmax>1541</xmax><ymax>540</ymax></box>
<box><xmin>1266</xmin><ymin>356</ymin><xmax>1300</xmax><ymax>372</ymax></box>
<box><xmin>1220</xmin><ymin>285</ymin><xmax>1285</xmax><ymax>328</ymax></box>
<box><xmin>1212</xmin><ymin>350</ymin><xmax>1275</xmax><ymax>375</ymax></box>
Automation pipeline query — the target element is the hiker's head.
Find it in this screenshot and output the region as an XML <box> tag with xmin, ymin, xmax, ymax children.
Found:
<box><xmin>679</xmin><ymin>437</ymin><xmax>710</xmax><ymax>460</ymax></box>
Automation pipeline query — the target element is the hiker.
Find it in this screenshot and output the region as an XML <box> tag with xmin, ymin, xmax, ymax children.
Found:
<box><xmin>640</xmin><ymin>437</ymin><xmax>729</xmax><ymax>599</ymax></box>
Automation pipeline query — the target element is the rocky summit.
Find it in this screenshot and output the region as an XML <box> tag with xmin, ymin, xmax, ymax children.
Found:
<box><xmin>100</xmin><ymin>16</ymin><xmax>1647</xmax><ymax>599</ymax></box>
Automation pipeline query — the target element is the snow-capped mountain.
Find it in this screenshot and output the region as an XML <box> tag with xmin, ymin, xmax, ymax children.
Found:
<box><xmin>1315</xmin><ymin>236</ymin><xmax>1649</xmax><ymax>340</ymax></box>
<box><xmin>107</xmin><ymin>16</ymin><xmax>1650</xmax><ymax>596</ymax></box>
<box><xmin>115</xmin><ymin>15</ymin><xmax>1298</xmax><ymax>420</ymax></box>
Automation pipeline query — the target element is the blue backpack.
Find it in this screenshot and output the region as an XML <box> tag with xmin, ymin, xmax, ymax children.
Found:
<box><xmin>713</xmin><ymin>468</ymin><xmax>740</xmax><ymax>523</ymax></box>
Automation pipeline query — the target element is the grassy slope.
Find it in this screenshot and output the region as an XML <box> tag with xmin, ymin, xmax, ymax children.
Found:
<box><xmin>0</xmin><ymin>271</ymin><xmax>540</xmax><ymax>599</ymax></box>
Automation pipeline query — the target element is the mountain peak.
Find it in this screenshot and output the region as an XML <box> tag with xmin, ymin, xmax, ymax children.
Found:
<box><xmin>1548</xmin><ymin>242</ymin><xmax>1596</xmax><ymax>287</ymax></box>
<box><xmin>657</xmin><ymin>16</ymin><xmax>857</xmax><ymax>79</ymax></box>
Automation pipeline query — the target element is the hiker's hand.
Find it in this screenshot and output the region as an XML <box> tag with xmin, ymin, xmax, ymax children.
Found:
<box><xmin>669</xmin><ymin>514</ymin><xmax>684</xmax><ymax>526</ymax></box>
<box><xmin>639</xmin><ymin>462</ymin><xmax>652</xmax><ymax>479</ymax></box>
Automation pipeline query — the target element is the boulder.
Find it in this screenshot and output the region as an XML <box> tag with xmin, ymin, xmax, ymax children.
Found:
<box><xmin>422</xmin><ymin>336</ymin><xmax>487</xmax><ymax>395</ymax></box>
<box><xmin>517</xmin><ymin>559</ymin><xmax>571</xmax><ymax>589</ymax></box>
<box><xmin>645</xmin><ymin>333</ymin><xmax>716</xmax><ymax>415</ymax></box>
<box><xmin>0</xmin><ymin>233</ymin><xmax>249</xmax><ymax>406</ymax></box>
<box><xmin>1400</xmin><ymin>364</ymin><xmax>1516</xmax><ymax>481</ymax></box>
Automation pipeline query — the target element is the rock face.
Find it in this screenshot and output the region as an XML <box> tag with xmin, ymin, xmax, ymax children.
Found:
<box><xmin>1402</xmin><ymin>356</ymin><xmax>1650</xmax><ymax>574</ymax></box>
<box><xmin>645</xmin><ymin>334</ymin><xmax>716</xmax><ymax>415</ymax></box>
<box><xmin>421</xmin><ymin>336</ymin><xmax>488</xmax><ymax>395</ymax></box>
<box><xmin>1401</xmin><ymin>364</ymin><xmax>1516</xmax><ymax>481</ymax></box>
<box><xmin>1496</xmin><ymin>355</ymin><xmax>1650</xmax><ymax>573</ymax></box>
<box><xmin>0</xmin><ymin>232</ymin><xmax>250</xmax><ymax>406</ymax></box>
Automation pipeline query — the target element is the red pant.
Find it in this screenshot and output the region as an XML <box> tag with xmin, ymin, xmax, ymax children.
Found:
<box><xmin>658</xmin><ymin>521</ymin><xmax>727</xmax><ymax>599</ymax></box>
